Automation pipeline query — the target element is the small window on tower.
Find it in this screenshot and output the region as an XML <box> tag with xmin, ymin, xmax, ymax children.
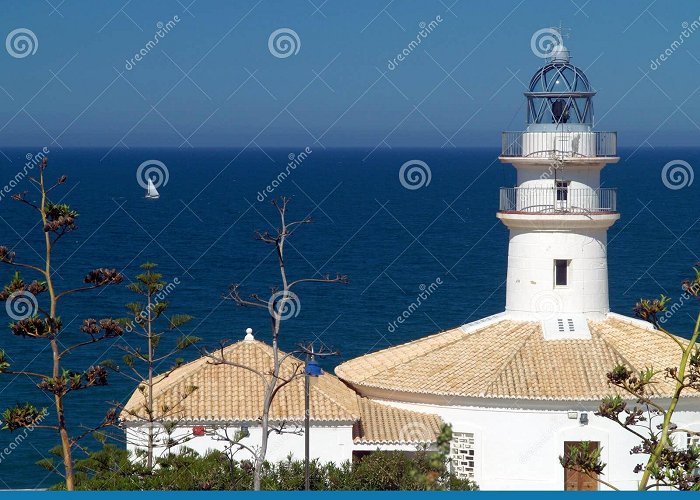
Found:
<box><xmin>555</xmin><ymin>259</ymin><xmax>569</xmax><ymax>287</ymax></box>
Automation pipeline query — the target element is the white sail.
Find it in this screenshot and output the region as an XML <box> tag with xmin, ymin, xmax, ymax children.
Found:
<box><xmin>145</xmin><ymin>177</ymin><xmax>160</xmax><ymax>199</ymax></box>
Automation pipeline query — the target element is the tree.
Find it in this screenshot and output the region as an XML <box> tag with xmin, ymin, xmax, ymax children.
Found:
<box><xmin>205</xmin><ymin>196</ymin><xmax>348</xmax><ymax>490</ymax></box>
<box><xmin>0</xmin><ymin>158</ymin><xmax>124</xmax><ymax>490</ymax></box>
<box><xmin>203</xmin><ymin>341</ymin><xmax>337</xmax><ymax>491</ymax></box>
<box><xmin>560</xmin><ymin>264</ymin><xmax>700</xmax><ymax>490</ymax></box>
<box><xmin>111</xmin><ymin>262</ymin><xmax>198</xmax><ymax>469</ymax></box>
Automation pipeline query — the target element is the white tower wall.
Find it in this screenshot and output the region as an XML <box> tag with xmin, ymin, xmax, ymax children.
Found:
<box><xmin>521</xmin><ymin>131</ymin><xmax>600</xmax><ymax>158</ymax></box>
<box><xmin>504</xmin><ymin>226</ymin><xmax>610</xmax><ymax>320</ymax></box>
<box><xmin>515</xmin><ymin>162</ymin><xmax>604</xmax><ymax>188</ymax></box>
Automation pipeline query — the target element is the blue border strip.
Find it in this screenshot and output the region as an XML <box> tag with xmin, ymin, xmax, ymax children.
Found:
<box><xmin>0</xmin><ymin>493</ymin><xmax>687</xmax><ymax>498</ymax></box>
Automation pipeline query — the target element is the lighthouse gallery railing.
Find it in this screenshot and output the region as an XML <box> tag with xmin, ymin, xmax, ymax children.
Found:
<box><xmin>499</xmin><ymin>187</ymin><xmax>617</xmax><ymax>214</ymax></box>
<box><xmin>501</xmin><ymin>131</ymin><xmax>617</xmax><ymax>158</ymax></box>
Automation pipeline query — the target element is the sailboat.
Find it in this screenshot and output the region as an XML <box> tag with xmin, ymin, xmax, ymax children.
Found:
<box><xmin>145</xmin><ymin>177</ymin><xmax>160</xmax><ymax>199</ymax></box>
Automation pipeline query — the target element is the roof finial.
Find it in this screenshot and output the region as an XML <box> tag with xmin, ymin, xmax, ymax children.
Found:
<box><xmin>554</xmin><ymin>21</ymin><xmax>571</xmax><ymax>41</ymax></box>
<box><xmin>549</xmin><ymin>23</ymin><xmax>571</xmax><ymax>63</ymax></box>
<box><xmin>244</xmin><ymin>327</ymin><xmax>254</xmax><ymax>341</ymax></box>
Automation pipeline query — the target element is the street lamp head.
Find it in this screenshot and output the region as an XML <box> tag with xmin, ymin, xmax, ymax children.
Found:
<box><xmin>305</xmin><ymin>358</ymin><xmax>322</xmax><ymax>377</ymax></box>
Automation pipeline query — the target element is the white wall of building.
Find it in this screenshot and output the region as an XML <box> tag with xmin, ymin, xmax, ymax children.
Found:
<box><xmin>125</xmin><ymin>422</ymin><xmax>355</xmax><ymax>465</ymax></box>
<box><xmin>373</xmin><ymin>399</ymin><xmax>700</xmax><ymax>491</ymax></box>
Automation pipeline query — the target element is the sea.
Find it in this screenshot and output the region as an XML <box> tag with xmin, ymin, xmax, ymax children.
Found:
<box><xmin>0</xmin><ymin>146</ymin><xmax>698</xmax><ymax>488</ymax></box>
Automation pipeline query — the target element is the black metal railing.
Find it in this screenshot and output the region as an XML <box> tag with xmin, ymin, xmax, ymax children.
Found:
<box><xmin>499</xmin><ymin>187</ymin><xmax>617</xmax><ymax>214</ymax></box>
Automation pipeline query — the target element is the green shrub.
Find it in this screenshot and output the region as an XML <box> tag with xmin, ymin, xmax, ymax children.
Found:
<box><xmin>59</xmin><ymin>444</ymin><xmax>478</xmax><ymax>491</ymax></box>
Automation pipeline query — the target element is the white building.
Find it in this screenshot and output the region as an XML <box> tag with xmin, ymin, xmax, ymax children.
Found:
<box><xmin>122</xmin><ymin>38</ymin><xmax>700</xmax><ymax>491</ymax></box>
<box><xmin>121</xmin><ymin>329</ymin><xmax>442</xmax><ymax>465</ymax></box>
<box><xmin>335</xmin><ymin>39</ymin><xmax>700</xmax><ymax>490</ymax></box>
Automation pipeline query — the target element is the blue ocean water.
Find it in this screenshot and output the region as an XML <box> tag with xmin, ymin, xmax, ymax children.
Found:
<box><xmin>0</xmin><ymin>146</ymin><xmax>698</xmax><ymax>488</ymax></box>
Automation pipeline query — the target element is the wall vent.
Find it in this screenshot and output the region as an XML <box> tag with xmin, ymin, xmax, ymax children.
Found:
<box><xmin>543</xmin><ymin>315</ymin><xmax>591</xmax><ymax>340</ymax></box>
<box><xmin>450</xmin><ymin>432</ymin><xmax>476</xmax><ymax>480</ymax></box>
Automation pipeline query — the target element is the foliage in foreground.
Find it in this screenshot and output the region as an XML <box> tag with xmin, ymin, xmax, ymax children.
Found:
<box><xmin>559</xmin><ymin>264</ymin><xmax>700</xmax><ymax>490</ymax></box>
<box><xmin>54</xmin><ymin>444</ymin><xmax>477</xmax><ymax>491</ymax></box>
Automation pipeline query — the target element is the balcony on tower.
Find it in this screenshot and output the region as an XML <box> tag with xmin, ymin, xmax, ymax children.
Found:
<box><xmin>499</xmin><ymin>186</ymin><xmax>617</xmax><ymax>215</ymax></box>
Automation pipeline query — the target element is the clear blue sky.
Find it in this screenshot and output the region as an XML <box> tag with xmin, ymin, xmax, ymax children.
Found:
<box><xmin>1</xmin><ymin>0</ymin><xmax>699</xmax><ymax>148</ymax></box>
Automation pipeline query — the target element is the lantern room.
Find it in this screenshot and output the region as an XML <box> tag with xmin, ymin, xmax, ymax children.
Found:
<box><xmin>525</xmin><ymin>44</ymin><xmax>595</xmax><ymax>128</ymax></box>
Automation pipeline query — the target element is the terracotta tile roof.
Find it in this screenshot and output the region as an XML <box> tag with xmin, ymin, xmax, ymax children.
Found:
<box><xmin>121</xmin><ymin>339</ymin><xmax>361</xmax><ymax>423</ymax></box>
<box><xmin>335</xmin><ymin>316</ymin><xmax>697</xmax><ymax>402</ymax></box>
<box><xmin>121</xmin><ymin>339</ymin><xmax>443</xmax><ymax>446</ymax></box>
<box><xmin>353</xmin><ymin>398</ymin><xmax>442</xmax><ymax>445</ymax></box>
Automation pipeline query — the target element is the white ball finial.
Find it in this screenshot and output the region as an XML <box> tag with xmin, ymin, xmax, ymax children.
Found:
<box><xmin>550</xmin><ymin>43</ymin><xmax>570</xmax><ymax>63</ymax></box>
<box><xmin>244</xmin><ymin>328</ymin><xmax>254</xmax><ymax>341</ymax></box>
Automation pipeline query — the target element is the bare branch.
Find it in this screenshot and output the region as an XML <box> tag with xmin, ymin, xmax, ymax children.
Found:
<box><xmin>55</xmin><ymin>284</ymin><xmax>105</xmax><ymax>302</ymax></box>
<box><xmin>222</xmin><ymin>284</ymin><xmax>269</xmax><ymax>309</ymax></box>
<box><xmin>288</xmin><ymin>273</ymin><xmax>349</xmax><ymax>289</ymax></box>
<box><xmin>0</xmin><ymin>259</ymin><xmax>47</xmax><ymax>276</ymax></box>
<box><xmin>5</xmin><ymin>369</ymin><xmax>48</xmax><ymax>380</ymax></box>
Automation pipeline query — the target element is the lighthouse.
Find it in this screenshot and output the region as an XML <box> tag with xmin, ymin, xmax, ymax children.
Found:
<box><xmin>336</xmin><ymin>35</ymin><xmax>700</xmax><ymax>490</ymax></box>
<box><xmin>497</xmin><ymin>37</ymin><xmax>618</xmax><ymax>335</ymax></box>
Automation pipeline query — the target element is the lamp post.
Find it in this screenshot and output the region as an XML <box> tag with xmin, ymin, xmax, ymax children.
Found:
<box><xmin>298</xmin><ymin>342</ymin><xmax>337</xmax><ymax>491</ymax></box>
<box><xmin>304</xmin><ymin>353</ymin><xmax>322</xmax><ymax>491</ymax></box>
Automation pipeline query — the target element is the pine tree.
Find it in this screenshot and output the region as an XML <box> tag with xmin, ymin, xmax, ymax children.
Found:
<box><xmin>113</xmin><ymin>262</ymin><xmax>198</xmax><ymax>468</ymax></box>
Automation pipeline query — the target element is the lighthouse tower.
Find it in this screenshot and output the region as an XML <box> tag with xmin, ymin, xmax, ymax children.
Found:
<box><xmin>336</xmin><ymin>34</ymin><xmax>700</xmax><ymax>491</ymax></box>
<box><xmin>497</xmin><ymin>38</ymin><xmax>619</xmax><ymax>334</ymax></box>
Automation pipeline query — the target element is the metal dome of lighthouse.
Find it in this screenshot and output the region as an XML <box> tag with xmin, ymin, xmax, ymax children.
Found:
<box><xmin>525</xmin><ymin>35</ymin><xmax>595</xmax><ymax>127</ymax></box>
